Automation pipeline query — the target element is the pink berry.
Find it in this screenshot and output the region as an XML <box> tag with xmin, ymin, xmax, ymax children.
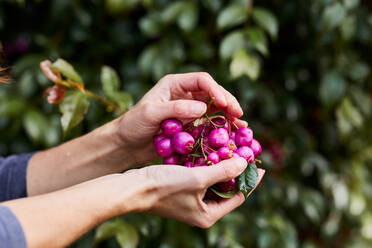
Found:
<box><xmin>236</xmin><ymin>146</ymin><xmax>255</xmax><ymax>163</ymax></box>
<box><xmin>207</xmin><ymin>152</ymin><xmax>220</xmax><ymax>164</ymax></box>
<box><xmin>235</xmin><ymin>128</ymin><xmax>253</xmax><ymax>146</ymax></box>
<box><xmin>155</xmin><ymin>138</ymin><xmax>174</xmax><ymax>157</ymax></box>
<box><xmin>202</xmin><ymin>137</ymin><xmax>215</xmax><ymax>154</ymax></box>
<box><xmin>209</xmin><ymin>128</ymin><xmax>229</xmax><ymax>148</ymax></box>
<box><xmin>163</xmin><ymin>154</ymin><xmax>179</xmax><ymax>165</ymax></box>
<box><xmin>227</xmin><ymin>139</ymin><xmax>237</xmax><ymax>151</ymax></box>
<box><xmin>153</xmin><ymin>134</ymin><xmax>166</xmax><ymax>145</ymax></box>
<box><xmin>217</xmin><ymin>179</ymin><xmax>237</xmax><ymax>192</ymax></box>
<box><xmin>250</xmin><ymin>139</ymin><xmax>262</xmax><ymax>157</ymax></box>
<box><xmin>218</xmin><ymin>146</ymin><xmax>233</xmax><ymax>160</ymax></box>
<box><xmin>172</xmin><ymin>132</ymin><xmax>195</xmax><ymax>154</ymax></box>
<box><xmin>232</xmin><ymin>152</ymin><xmax>240</xmax><ymax>158</ymax></box>
<box><xmin>161</xmin><ymin>118</ymin><xmax>183</xmax><ymax>137</ymax></box>
<box><xmin>229</xmin><ymin>131</ymin><xmax>236</xmax><ymax>141</ymax></box>
<box><xmin>190</xmin><ymin>125</ymin><xmax>203</xmax><ymax>139</ymax></box>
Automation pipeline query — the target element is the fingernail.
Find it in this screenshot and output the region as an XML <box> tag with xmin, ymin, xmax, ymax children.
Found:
<box><xmin>192</xmin><ymin>102</ymin><xmax>207</xmax><ymax>115</ymax></box>
<box><xmin>236</xmin><ymin>157</ymin><xmax>247</xmax><ymax>171</ymax></box>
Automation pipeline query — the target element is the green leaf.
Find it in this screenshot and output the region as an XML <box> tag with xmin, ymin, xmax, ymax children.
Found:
<box><xmin>161</xmin><ymin>1</ymin><xmax>185</xmax><ymax>23</ymax></box>
<box><xmin>217</xmin><ymin>4</ymin><xmax>248</xmax><ymax>31</ymax></box>
<box><xmin>201</xmin><ymin>0</ymin><xmax>222</xmax><ymax>12</ymax></box>
<box><xmin>319</xmin><ymin>71</ymin><xmax>346</xmax><ymax>106</ymax></box>
<box><xmin>178</xmin><ymin>2</ymin><xmax>198</xmax><ymax>32</ymax></box>
<box><xmin>219</xmin><ymin>30</ymin><xmax>245</xmax><ymax>60</ymax></box>
<box><xmin>349</xmin><ymin>86</ymin><xmax>372</xmax><ymax>116</ymax></box>
<box><xmin>210</xmin><ymin>187</ymin><xmax>238</xmax><ymax>199</ymax></box>
<box><xmin>50</xmin><ymin>59</ymin><xmax>83</xmax><ymax>82</ymax></box>
<box><xmin>252</xmin><ymin>8</ymin><xmax>278</xmax><ymax>39</ymax></box>
<box><xmin>321</xmin><ymin>3</ymin><xmax>346</xmax><ymax>30</ymax></box>
<box><xmin>139</xmin><ymin>13</ymin><xmax>162</xmax><ymax>37</ymax></box>
<box><xmin>237</xmin><ymin>162</ymin><xmax>258</xmax><ymax>198</ymax></box>
<box><xmin>105</xmin><ymin>0</ymin><xmax>140</xmax><ymax>14</ymax></box>
<box><xmin>59</xmin><ymin>91</ymin><xmax>90</xmax><ymax>137</ymax></box>
<box><xmin>95</xmin><ymin>218</ymin><xmax>139</xmax><ymax>248</ymax></box>
<box><xmin>101</xmin><ymin>65</ymin><xmax>120</xmax><ymax>97</ymax></box>
<box><xmin>139</xmin><ymin>45</ymin><xmax>159</xmax><ymax>76</ymax></box>
<box><xmin>0</xmin><ymin>98</ymin><xmax>26</xmax><ymax>118</ymax></box>
<box><xmin>247</xmin><ymin>27</ymin><xmax>269</xmax><ymax>56</ymax></box>
<box><xmin>23</xmin><ymin>110</ymin><xmax>49</xmax><ymax>144</ymax></box>
<box><xmin>341</xmin><ymin>16</ymin><xmax>356</xmax><ymax>41</ymax></box>
<box><xmin>230</xmin><ymin>49</ymin><xmax>260</xmax><ymax>80</ymax></box>
<box><xmin>108</xmin><ymin>92</ymin><xmax>133</xmax><ymax>114</ymax></box>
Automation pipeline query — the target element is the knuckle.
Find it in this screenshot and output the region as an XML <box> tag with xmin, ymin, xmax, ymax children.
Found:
<box><xmin>196</xmin><ymin>218</ymin><xmax>214</xmax><ymax>229</ymax></box>
<box><xmin>141</xmin><ymin>103</ymin><xmax>153</xmax><ymax>120</ymax></box>
<box><xmin>191</xmin><ymin>171</ymin><xmax>206</xmax><ymax>189</ymax></box>
<box><xmin>161</xmin><ymin>74</ymin><xmax>174</xmax><ymax>82</ymax></box>
<box><xmin>221</xmin><ymin>164</ymin><xmax>235</xmax><ymax>179</ymax></box>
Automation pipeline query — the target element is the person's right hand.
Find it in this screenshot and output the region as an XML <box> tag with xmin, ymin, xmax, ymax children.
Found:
<box><xmin>129</xmin><ymin>157</ymin><xmax>265</xmax><ymax>228</ymax></box>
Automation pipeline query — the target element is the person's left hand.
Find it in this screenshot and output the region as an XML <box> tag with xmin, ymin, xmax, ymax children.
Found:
<box><xmin>114</xmin><ymin>72</ymin><xmax>247</xmax><ymax>167</ymax></box>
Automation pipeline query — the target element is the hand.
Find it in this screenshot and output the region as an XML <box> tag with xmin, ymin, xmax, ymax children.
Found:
<box><xmin>115</xmin><ymin>72</ymin><xmax>247</xmax><ymax>166</ymax></box>
<box><xmin>131</xmin><ymin>157</ymin><xmax>265</xmax><ymax>228</ymax></box>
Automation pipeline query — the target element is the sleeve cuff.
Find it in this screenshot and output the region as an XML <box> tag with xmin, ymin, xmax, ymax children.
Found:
<box><xmin>0</xmin><ymin>205</ymin><xmax>27</xmax><ymax>248</ymax></box>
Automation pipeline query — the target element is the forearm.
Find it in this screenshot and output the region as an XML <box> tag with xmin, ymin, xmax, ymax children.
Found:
<box><xmin>3</xmin><ymin>173</ymin><xmax>149</xmax><ymax>248</ymax></box>
<box><xmin>27</xmin><ymin>118</ymin><xmax>135</xmax><ymax>196</ymax></box>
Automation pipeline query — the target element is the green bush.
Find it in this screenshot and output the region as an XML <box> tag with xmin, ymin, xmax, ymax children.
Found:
<box><xmin>0</xmin><ymin>0</ymin><xmax>371</xmax><ymax>247</ymax></box>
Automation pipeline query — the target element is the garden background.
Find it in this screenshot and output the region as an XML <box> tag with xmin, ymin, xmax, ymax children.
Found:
<box><xmin>0</xmin><ymin>0</ymin><xmax>372</xmax><ymax>247</ymax></box>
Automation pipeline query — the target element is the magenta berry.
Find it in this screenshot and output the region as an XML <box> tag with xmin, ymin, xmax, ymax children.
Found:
<box><xmin>236</xmin><ymin>128</ymin><xmax>253</xmax><ymax>139</ymax></box>
<box><xmin>218</xmin><ymin>146</ymin><xmax>233</xmax><ymax>160</ymax></box>
<box><xmin>208</xmin><ymin>128</ymin><xmax>229</xmax><ymax>148</ymax></box>
<box><xmin>207</xmin><ymin>152</ymin><xmax>220</xmax><ymax>164</ymax></box>
<box><xmin>236</xmin><ymin>146</ymin><xmax>255</xmax><ymax>163</ymax></box>
<box><xmin>232</xmin><ymin>152</ymin><xmax>240</xmax><ymax>158</ymax></box>
<box><xmin>204</xmin><ymin>189</ymin><xmax>221</xmax><ymax>201</ymax></box>
<box><xmin>155</xmin><ymin>138</ymin><xmax>174</xmax><ymax>157</ymax></box>
<box><xmin>190</xmin><ymin>125</ymin><xmax>203</xmax><ymax>139</ymax></box>
<box><xmin>250</xmin><ymin>139</ymin><xmax>262</xmax><ymax>157</ymax></box>
<box><xmin>172</xmin><ymin>132</ymin><xmax>195</xmax><ymax>154</ymax></box>
<box><xmin>161</xmin><ymin>118</ymin><xmax>183</xmax><ymax>137</ymax></box>
<box><xmin>227</xmin><ymin>139</ymin><xmax>237</xmax><ymax>151</ymax></box>
<box><xmin>217</xmin><ymin>179</ymin><xmax>237</xmax><ymax>192</ymax></box>
<box><xmin>229</xmin><ymin>131</ymin><xmax>236</xmax><ymax>141</ymax></box>
<box><xmin>153</xmin><ymin>134</ymin><xmax>166</xmax><ymax>146</ymax></box>
<box><xmin>163</xmin><ymin>154</ymin><xmax>179</xmax><ymax>165</ymax></box>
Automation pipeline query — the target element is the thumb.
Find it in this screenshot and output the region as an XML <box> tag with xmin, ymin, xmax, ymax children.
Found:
<box><xmin>194</xmin><ymin>157</ymin><xmax>248</xmax><ymax>187</ymax></box>
<box><xmin>149</xmin><ymin>100</ymin><xmax>207</xmax><ymax>124</ymax></box>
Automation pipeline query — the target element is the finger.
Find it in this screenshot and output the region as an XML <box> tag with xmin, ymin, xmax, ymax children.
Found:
<box><xmin>218</xmin><ymin>85</ymin><xmax>243</xmax><ymax>118</ymax></box>
<box><xmin>207</xmin><ymin>192</ymin><xmax>245</xmax><ymax>220</ymax></box>
<box><xmin>146</xmin><ymin>100</ymin><xmax>207</xmax><ymax>124</ymax></box>
<box><xmin>231</xmin><ymin>119</ymin><xmax>248</xmax><ymax>129</ymax></box>
<box><xmin>171</xmin><ymin>72</ymin><xmax>228</xmax><ymax>108</ymax></box>
<box><xmin>193</xmin><ymin>157</ymin><xmax>247</xmax><ymax>187</ymax></box>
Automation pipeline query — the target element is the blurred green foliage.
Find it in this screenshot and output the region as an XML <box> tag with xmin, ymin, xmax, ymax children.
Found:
<box><xmin>1</xmin><ymin>0</ymin><xmax>372</xmax><ymax>247</ymax></box>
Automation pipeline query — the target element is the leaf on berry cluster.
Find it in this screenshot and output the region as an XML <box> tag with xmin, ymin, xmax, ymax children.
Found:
<box><xmin>210</xmin><ymin>187</ymin><xmax>238</xmax><ymax>199</ymax></box>
<box><xmin>50</xmin><ymin>58</ymin><xmax>83</xmax><ymax>82</ymax></box>
<box><xmin>237</xmin><ymin>162</ymin><xmax>258</xmax><ymax>198</ymax></box>
<box><xmin>59</xmin><ymin>91</ymin><xmax>90</xmax><ymax>137</ymax></box>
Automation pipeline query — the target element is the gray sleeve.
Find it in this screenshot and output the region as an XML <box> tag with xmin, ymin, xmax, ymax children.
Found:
<box><xmin>0</xmin><ymin>205</ymin><xmax>27</xmax><ymax>248</ymax></box>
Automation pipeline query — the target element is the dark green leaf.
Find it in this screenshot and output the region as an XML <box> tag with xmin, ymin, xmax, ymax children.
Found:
<box><xmin>217</xmin><ymin>4</ymin><xmax>248</xmax><ymax>31</ymax></box>
<box><xmin>237</xmin><ymin>162</ymin><xmax>258</xmax><ymax>198</ymax></box>
<box><xmin>161</xmin><ymin>1</ymin><xmax>185</xmax><ymax>23</ymax></box>
<box><xmin>210</xmin><ymin>187</ymin><xmax>238</xmax><ymax>199</ymax></box>
<box><xmin>247</xmin><ymin>27</ymin><xmax>269</xmax><ymax>56</ymax></box>
<box><xmin>59</xmin><ymin>91</ymin><xmax>90</xmax><ymax>136</ymax></box>
<box><xmin>23</xmin><ymin>110</ymin><xmax>49</xmax><ymax>144</ymax></box>
<box><xmin>95</xmin><ymin>218</ymin><xmax>138</xmax><ymax>248</ymax></box>
<box><xmin>252</xmin><ymin>8</ymin><xmax>278</xmax><ymax>39</ymax></box>
<box><xmin>50</xmin><ymin>59</ymin><xmax>83</xmax><ymax>82</ymax></box>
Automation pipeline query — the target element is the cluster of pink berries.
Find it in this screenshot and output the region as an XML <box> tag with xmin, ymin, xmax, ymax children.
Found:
<box><xmin>153</xmin><ymin>116</ymin><xmax>262</xmax><ymax>194</ymax></box>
